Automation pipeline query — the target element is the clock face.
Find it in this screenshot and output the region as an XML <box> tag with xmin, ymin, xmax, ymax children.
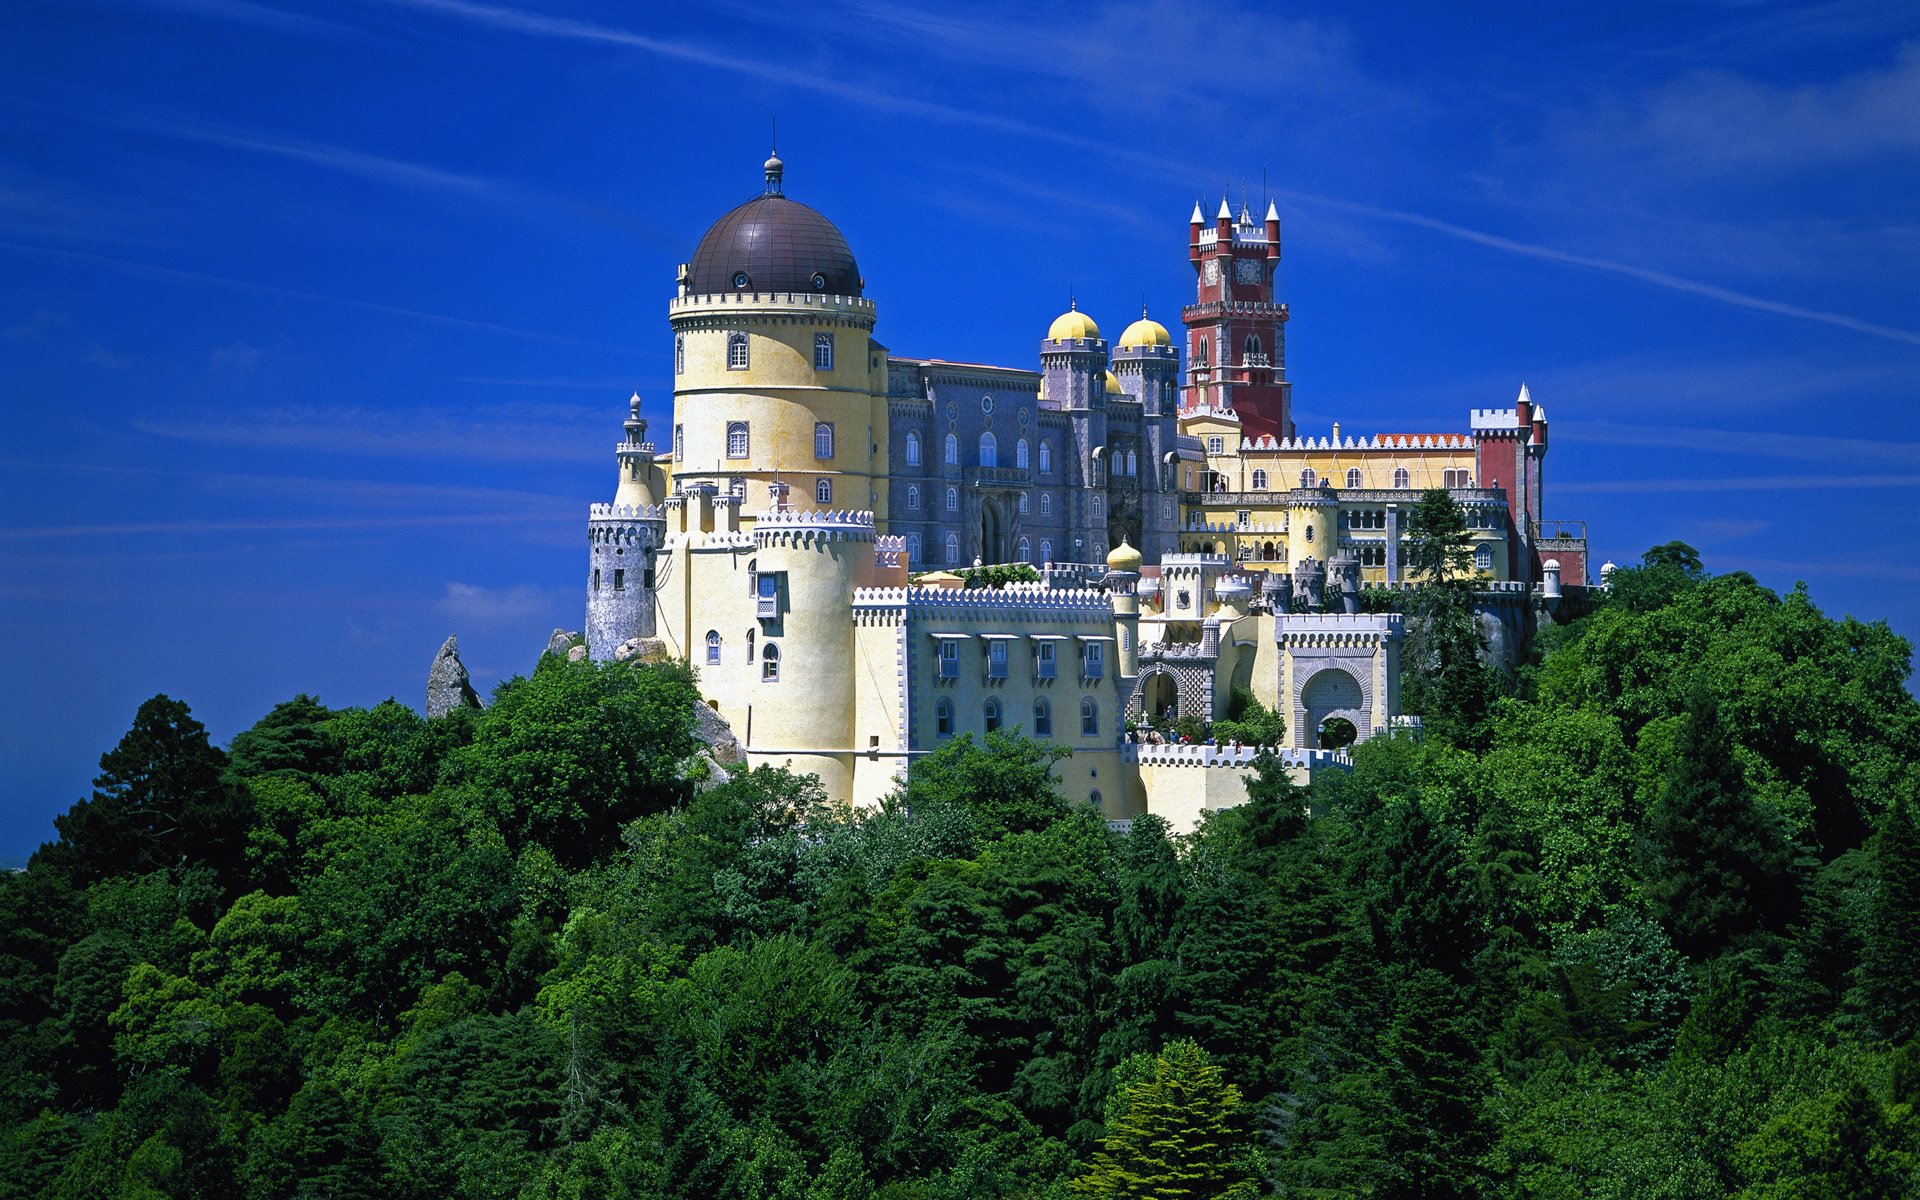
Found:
<box><xmin>1234</xmin><ymin>258</ymin><xmax>1263</xmax><ymax>284</ymax></box>
<box><xmin>1202</xmin><ymin>259</ymin><xmax>1220</xmax><ymax>285</ymax></box>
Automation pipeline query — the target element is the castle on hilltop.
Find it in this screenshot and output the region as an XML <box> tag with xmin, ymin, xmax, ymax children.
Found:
<box><xmin>580</xmin><ymin>152</ymin><xmax>1592</xmax><ymax>830</ymax></box>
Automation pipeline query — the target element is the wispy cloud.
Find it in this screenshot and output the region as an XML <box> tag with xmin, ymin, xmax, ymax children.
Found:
<box><xmin>0</xmin><ymin>239</ymin><xmax>626</xmax><ymax>348</ymax></box>
<box><xmin>1556</xmin><ymin>473</ymin><xmax>1920</xmax><ymax>494</ymax></box>
<box><xmin>156</xmin><ymin>119</ymin><xmax>515</xmax><ymax>198</ymax></box>
<box><xmin>134</xmin><ymin>401</ymin><xmax>614</xmax><ymax>462</ymax></box>
<box><xmin>126</xmin><ymin>0</ymin><xmax>352</xmax><ymax>39</ymax></box>
<box><xmin>436</xmin><ymin>581</ymin><xmax>555</xmax><ymax>626</ymax></box>
<box><xmin>1558</xmin><ymin>420</ymin><xmax>1920</xmax><ymax>469</ymax></box>
<box><xmin>0</xmin><ymin>512</ymin><xmax>568</xmax><ymax>539</ymax></box>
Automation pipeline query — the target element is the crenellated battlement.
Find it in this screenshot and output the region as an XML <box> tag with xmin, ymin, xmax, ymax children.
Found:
<box><xmin>1125</xmin><ymin>743</ymin><xmax>1350</xmax><ymax>769</ymax></box>
<box><xmin>1238</xmin><ymin>433</ymin><xmax>1475</xmax><ymax>452</ymax></box>
<box><xmin>755</xmin><ymin>507</ymin><xmax>876</xmax><ymax>530</ymax></box>
<box><xmin>852</xmin><ymin>585</ymin><xmax>1113</xmax><ymax>618</ymax></box>
<box><xmin>589</xmin><ymin>503</ymin><xmax>668</xmax><ymax>521</ymax></box>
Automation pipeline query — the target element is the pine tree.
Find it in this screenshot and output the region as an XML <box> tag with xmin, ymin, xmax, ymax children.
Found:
<box><xmin>1071</xmin><ymin>1040</ymin><xmax>1261</xmax><ymax>1199</ymax></box>
<box><xmin>1858</xmin><ymin>797</ymin><xmax>1920</xmax><ymax>1042</ymax></box>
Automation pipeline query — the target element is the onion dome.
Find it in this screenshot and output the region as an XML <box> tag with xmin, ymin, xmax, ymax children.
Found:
<box><xmin>685</xmin><ymin>155</ymin><xmax>862</xmax><ymax>297</ymax></box>
<box><xmin>1117</xmin><ymin>308</ymin><xmax>1171</xmax><ymax>349</ymax></box>
<box><xmin>1104</xmin><ymin>370</ymin><xmax>1126</xmax><ymax>397</ymax></box>
<box><xmin>1047</xmin><ymin>300</ymin><xmax>1100</xmax><ymax>342</ymax></box>
<box><xmin>1106</xmin><ymin>539</ymin><xmax>1142</xmax><ymax>572</ymax></box>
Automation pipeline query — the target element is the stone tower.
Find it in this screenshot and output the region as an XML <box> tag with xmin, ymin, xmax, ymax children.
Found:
<box><xmin>585</xmin><ymin>394</ymin><xmax>667</xmax><ymax>658</ymax></box>
<box><xmin>1182</xmin><ymin>196</ymin><xmax>1292</xmax><ymax>442</ymax></box>
<box><xmin>1111</xmin><ymin>307</ymin><xmax>1183</xmax><ymax>561</ymax></box>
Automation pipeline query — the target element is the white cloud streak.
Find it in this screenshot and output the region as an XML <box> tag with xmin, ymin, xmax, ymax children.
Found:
<box><xmin>1555</xmin><ymin>473</ymin><xmax>1920</xmax><ymax>494</ymax></box>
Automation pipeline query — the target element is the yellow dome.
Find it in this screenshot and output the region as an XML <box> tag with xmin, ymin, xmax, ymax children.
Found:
<box><xmin>1047</xmin><ymin>305</ymin><xmax>1100</xmax><ymax>342</ymax></box>
<box><xmin>1117</xmin><ymin>314</ymin><xmax>1171</xmax><ymax>349</ymax></box>
<box><xmin>1104</xmin><ymin>370</ymin><xmax>1125</xmax><ymax>396</ymax></box>
<box><xmin>1106</xmin><ymin>539</ymin><xmax>1142</xmax><ymax>572</ymax></box>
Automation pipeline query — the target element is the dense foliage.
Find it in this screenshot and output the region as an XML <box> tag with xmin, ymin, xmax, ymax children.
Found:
<box><xmin>4</xmin><ymin>551</ymin><xmax>1919</xmax><ymax>1198</ymax></box>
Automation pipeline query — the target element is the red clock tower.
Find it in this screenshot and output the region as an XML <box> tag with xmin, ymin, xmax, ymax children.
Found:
<box><xmin>1181</xmin><ymin>198</ymin><xmax>1293</xmax><ymax>442</ymax></box>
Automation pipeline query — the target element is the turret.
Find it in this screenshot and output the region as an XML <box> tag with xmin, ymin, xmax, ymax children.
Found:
<box><xmin>587</xmin><ymin>395</ymin><xmax>668</xmax><ymax>659</ymax></box>
<box><xmin>1106</xmin><ymin>540</ymin><xmax>1142</xmax><ymax>677</ymax></box>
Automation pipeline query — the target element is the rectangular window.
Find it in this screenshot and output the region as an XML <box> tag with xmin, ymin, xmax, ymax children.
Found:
<box><xmin>1083</xmin><ymin>642</ymin><xmax>1103</xmax><ymax>680</ymax></box>
<box><xmin>727</xmin><ymin>333</ymin><xmax>749</xmax><ymax>370</ymax></box>
<box><xmin>1036</xmin><ymin>642</ymin><xmax>1057</xmax><ymax>679</ymax></box>
<box><xmin>987</xmin><ymin>640</ymin><xmax>1008</xmax><ymax>679</ymax></box>
<box><xmin>592</xmin><ymin>568</ymin><xmax>600</xmax><ymax>592</ymax></box>
<box><xmin>756</xmin><ymin>571</ymin><xmax>780</xmax><ymax>618</ymax></box>
<box><xmin>938</xmin><ymin>640</ymin><xmax>960</xmax><ymax>679</ymax></box>
<box><xmin>726</xmin><ymin>423</ymin><xmax>749</xmax><ymax>458</ymax></box>
<box><xmin>612</xmin><ymin>568</ymin><xmax>625</xmax><ymax>591</ymax></box>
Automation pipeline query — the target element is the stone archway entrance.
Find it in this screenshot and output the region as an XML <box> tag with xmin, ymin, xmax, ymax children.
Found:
<box><xmin>1300</xmin><ymin>667</ymin><xmax>1366</xmax><ymax>748</ymax></box>
<box><xmin>980</xmin><ymin>499</ymin><xmax>1006</xmax><ymax>564</ymax></box>
<box><xmin>1143</xmin><ymin>672</ymin><xmax>1177</xmax><ymax>722</ymax></box>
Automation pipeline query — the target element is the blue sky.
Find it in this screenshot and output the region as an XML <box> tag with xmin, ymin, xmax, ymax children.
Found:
<box><xmin>4</xmin><ymin>0</ymin><xmax>1918</xmax><ymax>861</ymax></box>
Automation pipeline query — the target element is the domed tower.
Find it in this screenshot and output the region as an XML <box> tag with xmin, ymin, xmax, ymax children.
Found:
<box><xmin>669</xmin><ymin>153</ymin><xmax>888</xmax><ymax>522</ymax></box>
<box><xmin>586</xmin><ymin>394</ymin><xmax>668</xmax><ymax>658</ymax></box>
<box><xmin>1113</xmin><ymin>307</ymin><xmax>1181</xmax><ymax>560</ymax></box>
<box><xmin>1040</xmin><ymin>302</ymin><xmax>1109</xmax><ymax>562</ymax></box>
<box><xmin>1105</xmin><ymin>539</ymin><xmax>1143</xmax><ymax>678</ymax></box>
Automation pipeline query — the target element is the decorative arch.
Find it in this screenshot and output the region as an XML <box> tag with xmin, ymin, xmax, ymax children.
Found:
<box><xmin>1298</xmin><ymin>666</ymin><xmax>1369</xmax><ymax>747</ymax></box>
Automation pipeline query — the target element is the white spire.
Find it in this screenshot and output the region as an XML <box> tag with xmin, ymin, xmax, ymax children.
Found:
<box><xmin>1517</xmin><ymin>382</ymin><xmax>1532</xmax><ymax>406</ymax></box>
<box><xmin>1190</xmin><ymin>200</ymin><xmax>1205</xmax><ymax>224</ymax></box>
<box><xmin>1265</xmin><ymin>200</ymin><xmax>1280</xmax><ymax>222</ymax></box>
<box><xmin>1532</xmin><ymin>402</ymin><xmax>1547</xmax><ymax>421</ymax></box>
<box><xmin>1216</xmin><ymin>197</ymin><xmax>1232</xmax><ymax>220</ymax></box>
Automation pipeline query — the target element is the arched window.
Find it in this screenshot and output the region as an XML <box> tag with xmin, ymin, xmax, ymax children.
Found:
<box><xmin>979</xmin><ymin>432</ymin><xmax>997</xmax><ymax>467</ymax></box>
<box><xmin>674</xmin><ymin>335</ymin><xmax>684</xmax><ymax>374</ymax></box>
<box><xmin>1033</xmin><ymin>697</ymin><xmax>1051</xmax><ymax>737</ymax></box>
<box><xmin>945</xmin><ymin>532</ymin><xmax>959</xmax><ymax>563</ymax></box>
<box><xmin>945</xmin><ymin>487</ymin><xmax>958</xmax><ymax>512</ymax></box>
<box><xmin>1092</xmin><ymin>495</ymin><xmax>1104</xmax><ymax>518</ymax></box>
<box><xmin>729</xmin><ymin>476</ymin><xmax>746</xmax><ymax>498</ymax></box>
<box><xmin>1080</xmin><ymin>696</ymin><xmax>1098</xmax><ymax>736</ymax></box>
<box><xmin>746</xmin><ymin>628</ymin><xmax>754</xmax><ymax>662</ymax></box>
<box><xmin>813</xmin><ymin>333</ymin><xmax>834</xmax><ymax>371</ymax></box>
<box><xmin>761</xmin><ymin>644</ymin><xmax>780</xmax><ymax>681</ymax></box>
<box><xmin>1040</xmin><ymin>539</ymin><xmax>1052</xmax><ymax>564</ymax></box>
<box><xmin>726</xmin><ymin>422</ymin><xmax>749</xmax><ymax>458</ymax></box>
<box><xmin>984</xmin><ymin>698</ymin><xmax>1001</xmax><ymax>733</ymax></box>
<box><xmin>1126</xmin><ymin>450</ymin><xmax>1137</xmax><ymax>477</ymax></box>
<box><xmin>905</xmin><ymin>431</ymin><xmax>921</xmax><ymax>465</ymax></box>
<box><xmin>705</xmin><ymin>630</ymin><xmax>721</xmax><ymax>664</ymax></box>
<box><xmin>1090</xmin><ymin>789</ymin><xmax>1103</xmax><ymax>810</ymax></box>
<box><xmin>1394</xmin><ymin>467</ymin><xmax>1410</xmax><ymax>489</ymax></box>
<box><xmin>814</xmin><ymin>422</ymin><xmax>834</xmax><ymax>460</ymax></box>
<box><xmin>936</xmin><ymin>698</ymin><xmax>954</xmax><ymax>738</ymax></box>
<box><xmin>726</xmin><ymin>332</ymin><xmax>749</xmax><ymax>370</ymax></box>
<box><xmin>673</xmin><ymin>423</ymin><xmax>684</xmax><ymax>460</ymax></box>
<box><xmin>1196</xmin><ymin>337</ymin><xmax>1209</xmax><ymax>366</ymax></box>
<box><xmin>1245</xmin><ymin>334</ymin><xmax>1261</xmax><ymax>360</ymax></box>
<box><xmin>1040</xmin><ymin>494</ymin><xmax>1051</xmax><ymax>516</ymax></box>
<box><xmin>907</xmin><ymin>533</ymin><xmax>922</xmax><ymax>563</ymax></box>
<box><xmin>1251</xmin><ymin>468</ymin><xmax>1268</xmax><ymax>490</ymax></box>
<box><xmin>815</xmin><ymin>478</ymin><xmax>832</xmax><ymax>504</ymax></box>
<box><xmin>1475</xmin><ymin>543</ymin><xmax>1494</xmax><ymax>572</ymax></box>
<box><xmin>944</xmin><ymin>434</ymin><xmax>959</xmax><ymax>465</ymax></box>
<box><xmin>1039</xmin><ymin>440</ymin><xmax>1053</xmax><ymax>473</ymax></box>
<box><xmin>1016</xmin><ymin>438</ymin><xmax>1030</xmax><ymax>468</ymax></box>
<box><xmin>1018</xmin><ymin>493</ymin><xmax>1028</xmax><ymax>514</ymax></box>
<box><xmin>907</xmin><ymin>485</ymin><xmax>919</xmax><ymax>509</ymax></box>
<box><xmin>1346</xmin><ymin>467</ymin><xmax>1362</xmax><ymax>489</ymax></box>
<box><xmin>1300</xmin><ymin>468</ymin><xmax>1315</xmax><ymax>488</ymax></box>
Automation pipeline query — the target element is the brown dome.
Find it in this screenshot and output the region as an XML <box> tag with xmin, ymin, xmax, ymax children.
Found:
<box><xmin>686</xmin><ymin>192</ymin><xmax>862</xmax><ymax>298</ymax></box>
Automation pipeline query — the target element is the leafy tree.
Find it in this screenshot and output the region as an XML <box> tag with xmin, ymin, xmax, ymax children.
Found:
<box><xmin>898</xmin><ymin>730</ymin><xmax>1071</xmax><ymax>842</ymax></box>
<box><xmin>1070</xmin><ymin>1040</ymin><xmax>1261</xmax><ymax>1198</ymax></box>
<box><xmin>1404</xmin><ymin>489</ymin><xmax>1473</xmax><ymax>583</ymax></box>
<box><xmin>225</xmin><ymin>693</ymin><xmax>340</xmax><ymax>784</ymax></box>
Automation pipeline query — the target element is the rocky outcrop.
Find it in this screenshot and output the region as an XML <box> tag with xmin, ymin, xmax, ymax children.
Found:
<box><xmin>613</xmin><ymin>636</ymin><xmax>670</xmax><ymax>664</ymax></box>
<box><xmin>426</xmin><ymin>635</ymin><xmax>482</xmax><ymax>718</ymax></box>
<box><xmin>544</xmin><ymin>628</ymin><xmax>578</xmax><ymax>659</ymax></box>
<box><xmin>693</xmin><ymin>702</ymin><xmax>744</xmax><ymax>765</ymax></box>
<box><xmin>566</xmin><ymin>644</ymin><xmax>589</xmax><ymax>663</ymax></box>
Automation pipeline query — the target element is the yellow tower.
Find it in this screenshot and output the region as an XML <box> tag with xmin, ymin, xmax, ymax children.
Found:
<box><xmin>1106</xmin><ymin>539</ymin><xmax>1143</xmax><ymax>677</ymax></box>
<box><xmin>669</xmin><ymin>153</ymin><xmax>890</xmax><ymax>523</ymax></box>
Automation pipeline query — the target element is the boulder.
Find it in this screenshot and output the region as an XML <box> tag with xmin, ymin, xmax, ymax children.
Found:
<box><xmin>544</xmin><ymin>628</ymin><xmax>578</xmax><ymax>658</ymax></box>
<box><xmin>426</xmin><ymin>635</ymin><xmax>482</xmax><ymax>718</ymax></box>
<box><xmin>692</xmin><ymin>702</ymin><xmax>745</xmax><ymax>765</ymax></box>
<box><xmin>566</xmin><ymin>644</ymin><xmax>589</xmax><ymax>663</ymax></box>
<box><xmin>613</xmin><ymin>636</ymin><xmax>669</xmax><ymax>664</ymax></box>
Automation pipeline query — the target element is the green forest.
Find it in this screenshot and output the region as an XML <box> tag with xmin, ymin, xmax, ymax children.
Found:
<box><xmin>4</xmin><ymin>543</ymin><xmax>1919</xmax><ymax>1198</ymax></box>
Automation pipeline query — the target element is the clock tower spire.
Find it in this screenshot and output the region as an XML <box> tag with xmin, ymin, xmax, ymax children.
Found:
<box><xmin>1181</xmin><ymin>195</ymin><xmax>1292</xmax><ymax>441</ymax></box>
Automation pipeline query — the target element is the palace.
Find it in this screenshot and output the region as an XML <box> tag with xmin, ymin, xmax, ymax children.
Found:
<box><xmin>581</xmin><ymin>153</ymin><xmax>1592</xmax><ymax>830</ymax></box>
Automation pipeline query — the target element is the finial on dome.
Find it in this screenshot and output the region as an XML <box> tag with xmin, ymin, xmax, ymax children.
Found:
<box><xmin>629</xmin><ymin>391</ymin><xmax>642</xmax><ymax>418</ymax></box>
<box><xmin>763</xmin><ymin>124</ymin><xmax>784</xmax><ymax>196</ymax></box>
